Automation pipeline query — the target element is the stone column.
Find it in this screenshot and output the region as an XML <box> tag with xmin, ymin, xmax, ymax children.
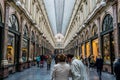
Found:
<box><xmin>28</xmin><ymin>28</ymin><xmax>31</xmax><ymax>61</ymax></box>
<box><xmin>113</xmin><ymin>3</ymin><xmax>119</xmax><ymax>58</ymax></box>
<box><xmin>1</xmin><ymin>3</ymin><xmax>9</xmax><ymax>66</ymax></box>
<box><xmin>34</xmin><ymin>41</ymin><xmax>36</xmax><ymax>60</ymax></box>
<box><xmin>0</xmin><ymin>2</ymin><xmax>9</xmax><ymax>78</ymax></box>
<box><xmin>19</xmin><ymin>16</ymin><xmax>23</xmax><ymax>63</ymax></box>
<box><xmin>17</xmin><ymin>16</ymin><xmax>24</xmax><ymax>71</ymax></box>
<box><xmin>97</xmin><ymin>17</ymin><xmax>102</xmax><ymax>55</ymax></box>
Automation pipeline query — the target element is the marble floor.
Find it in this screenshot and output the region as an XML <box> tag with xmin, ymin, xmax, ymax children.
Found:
<box><xmin>4</xmin><ymin>60</ymin><xmax>115</xmax><ymax>80</ymax></box>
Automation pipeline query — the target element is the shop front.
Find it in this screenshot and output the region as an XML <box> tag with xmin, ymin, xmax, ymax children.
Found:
<box><xmin>92</xmin><ymin>39</ymin><xmax>99</xmax><ymax>60</ymax></box>
<box><xmin>81</xmin><ymin>44</ymin><xmax>85</xmax><ymax>59</ymax></box>
<box><xmin>101</xmin><ymin>14</ymin><xmax>115</xmax><ymax>73</ymax></box>
<box><xmin>86</xmin><ymin>42</ymin><xmax>90</xmax><ymax>58</ymax></box>
<box><xmin>30</xmin><ymin>31</ymin><xmax>35</xmax><ymax>66</ymax></box>
<box><xmin>22</xmin><ymin>26</ymin><xmax>29</xmax><ymax>69</ymax></box>
<box><xmin>91</xmin><ymin>25</ymin><xmax>99</xmax><ymax>60</ymax></box>
<box><xmin>6</xmin><ymin>14</ymin><xmax>20</xmax><ymax>73</ymax></box>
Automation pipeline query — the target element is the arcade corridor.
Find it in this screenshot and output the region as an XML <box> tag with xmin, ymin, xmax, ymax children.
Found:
<box><xmin>4</xmin><ymin>60</ymin><xmax>115</xmax><ymax>80</ymax></box>
<box><xmin>0</xmin><ymin>0</ymin><xmax>120</xmax><ymax>79</ymax></box>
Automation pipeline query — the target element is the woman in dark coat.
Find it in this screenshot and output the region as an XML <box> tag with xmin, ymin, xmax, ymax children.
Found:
<box><xmin>95</xmin><ymin>55</ymin><xmax>103</xmax><ymax>80</ymax></box>
<box><xmin>113</xmin><ymin>58</ymin><xmax>120</xmax><ymax>80</ymax></box>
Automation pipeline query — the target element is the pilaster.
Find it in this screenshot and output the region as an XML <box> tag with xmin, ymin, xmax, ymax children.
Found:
<box><xmin>1</xmin><ymin>2</ymin><xmax>9</xmax><ymax>66</ymax></box>
<box><xmin>113</xmin><ymin>3</ymin><xmax>119</xmax><ymax>58</ymax></box>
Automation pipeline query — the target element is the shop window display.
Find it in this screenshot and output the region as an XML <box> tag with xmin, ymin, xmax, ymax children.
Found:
<box><xmin>30</xmin><ymin>31</ymin><xmax>35</xmax><ymax>60</ymax></box>
<box><xmin>7</xmin><ymin>33</ymin><xmax>15</xmax><ymax>65</ymax></box>
<box><xmin>86</xmin><ymin>42</ymin><xmax>90</xmax><ymax>58</ymax></box>
<box><xmin>92</xmin><ymin>39</ymin><xmax>99</xmax><ymax>60</ymax></box>
<box><xmin>103</xmin><ymin>33</ymin><xmax>115</xmax><ymax>65</ymax></box>
<box><xmin>6</xmin><ymin>14</ymin><xmax>19</xmax><ymax>65</ymax></box>
<box><xmin>22</xmin><ymin>26</ymin><xmax>28</xmax><ymax>62</ymax></box>
<box><xmin>103</xmin><ymin>34</ymin><xmax>110</xmax><ymax>64</ymax></box>
<box><xmin>82</xmin><ymin>44</ymin><xmax>85</xmax><ymax>58</ymax></box>
<box><xmin>22</xmin><ymin>39</ymin><xmax>28</xmax><ymax>62</ymax></box>
<box><xmin>102</xmin><ymin>14</ymin><xmax>114</xmax><ymax>65</ymax></box>
<box><xmin>30</xmin><ymin>43</ymin><xmax>34</xmax><ymax>60</ymax></box>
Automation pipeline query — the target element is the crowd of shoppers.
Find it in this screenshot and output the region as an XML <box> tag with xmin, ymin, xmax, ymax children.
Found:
<box><xmin>36</xmin><ymin>53</ymin><xmax>120</xmax><ymax>80</ymax></box>
<box><xmin>51</xmin><ymin>53</ymin><xmax>88</xmax><ymax>80</ymax></box>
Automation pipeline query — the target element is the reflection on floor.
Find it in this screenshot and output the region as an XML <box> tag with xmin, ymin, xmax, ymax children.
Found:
<box><xmin>4</xmin><ymin>60</ymin><xmax>115</xmax><ymax>80</ymax></box>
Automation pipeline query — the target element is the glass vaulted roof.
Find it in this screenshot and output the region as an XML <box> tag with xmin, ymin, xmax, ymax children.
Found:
<box><xmin>43</xmin><ymin>0</ymin><xmax>75</xmax><ymax>36</ymax></box>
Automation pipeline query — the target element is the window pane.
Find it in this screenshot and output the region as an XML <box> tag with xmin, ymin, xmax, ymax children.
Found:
<box><xmin>7</xmin><ymin>33</ymin><xmax>15</xmax><ymax>65</ymax></box>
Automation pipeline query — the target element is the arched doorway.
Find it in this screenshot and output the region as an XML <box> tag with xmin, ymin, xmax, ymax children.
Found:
<box><xmin>91</xmin><ymin>25</ymin><xmax>98</xmax><ymax>60</ymax></box>
<box><xmin>30</xmin><ymin>31</ymin><xmax>35</xmax><ymax>61</ymax></box>
<box><xmin>6</xmin><ymin>14</ymin><xmax>20</xmax><ymax>72</ymax></box>
<box><xmin>22</xmin><ymin>25</ymin><xmax>29</xmax><ymax>63</ymax></box>
<box><xmin>102</xmin><ymin>14</ymin><xmax>115</xmax><ymax>73</ymax></box>
<box><xmin>36</xmin><ymin>35</ymin><xmax>39</xmax><ymax>56</ymax></box>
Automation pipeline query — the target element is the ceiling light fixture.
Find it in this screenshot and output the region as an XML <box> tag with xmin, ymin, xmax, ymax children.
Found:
<box><xmin>16</xmin><ymin>1</ymin><xmax>21</xmax><ymax>6</ymax></box>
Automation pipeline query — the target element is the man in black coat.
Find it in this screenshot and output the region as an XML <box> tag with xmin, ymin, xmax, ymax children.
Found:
<box><xmin>95</xmin><ymin>55</ymin><xmax>103</xmax><ymax>80</ymax></box>
<box><xmin>113</xmin><ymin>57</ymin><xmax>120</xmax><ymax>80</ymax></box>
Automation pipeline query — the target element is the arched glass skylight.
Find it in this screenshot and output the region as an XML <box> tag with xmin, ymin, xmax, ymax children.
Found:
<box><xmin>43</xmin><ymin>0</ymin><xmax>75</xmax><ymax>36</ymax></box>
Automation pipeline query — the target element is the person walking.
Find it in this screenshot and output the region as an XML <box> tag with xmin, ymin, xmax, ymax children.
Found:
<box><xmin>69</xmin><ymin>55</ymin><xmax>88</xmax><ymax>80</ymax></box>
<box><xmin>54</xmin><ymin>54</ymin><xmax>60</xmax><ymax>64</ymax></box>
<box><xmin>36</xmin><ymin>55</ymin><xmax>41</xmax><ymax>67</ymax></box>
<box><xmin>40</xmin><ymin>55</ymin><xmax>44</xmax><ymax>67</ymax></box>
<box><xmin>51</xmin><ymin>53</ymin><xmax>71</xmax><ymax>80</ymax></box>
<box><xmin>113</xmin><ymin>57</ymin><xmax>120</xmax><ymax>80</ymax></box>
<box><xmin>90</xmin><ymin>55</ymin><xmax>95</xmax><ymax>70</ymax></box>
<box><xmin>47</xmin><ymin>55</ymin><xmax>52</xmax><ymax>70</ymax></box>
<box><xmin>95</xmin><ymin>55</ymin><xmax>103</xmax><ymax>80</ymax></box>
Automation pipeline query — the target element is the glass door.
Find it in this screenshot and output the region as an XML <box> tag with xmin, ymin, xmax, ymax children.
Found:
<box><xmin>103</xmin><ymin>32</ymin><xmax>115</xmax><ymax>73</ymax></box>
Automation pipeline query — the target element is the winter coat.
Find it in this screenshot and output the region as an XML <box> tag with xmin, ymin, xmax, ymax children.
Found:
<box><xmin>47</xmin><ymin>57</ymin><xmax>52</xmax><ymax>64</ymax></box>
<box><xmin>113</xmin><ymin>58</ymin><xmax>120</xmax><ymax>80</ymax></box>
<box><xmin>95</xmin><ymin>58</ymin><xmax>103</xmax><ymax>70</ymax></box>
<box><xmin>71</xmin><ymin>59</ymin><xmax>88</xmax><ymax>80</ymax></box>
<box><xmin>51</xmin><ymin>62</ymin><xmax>71</xmax><ymax>80</ymax></box>
<box><xmin>36</xmin><ymin>56</ymin><xmax>40</xmax><ymax>62</ymax></box>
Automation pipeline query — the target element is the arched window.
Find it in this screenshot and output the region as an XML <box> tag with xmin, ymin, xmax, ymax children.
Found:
<box><xmin>85</xmin><ymin>30</ymin><xmax>89</xmax><ymax>40</ymax></box>
<box><xmin>0</xmin><ymin>8</ymin><xmax>2</xmax><ymax>22</ymax></box>
<box><xmin>92</xmin><ymin>25</ymin><xmax>98</xmax><ymax>36</ymax></box>
<box><xmin>23</xmin><ymin>25</ymin><xmax>28</xmax><ymax>38</ymax></box>
<box><xmin>31</xmin><ymin>31</ymin><xmax>35</xmax><ymax>42</ymax></box>
<box><xmin>8</xmin><ymin>14</ymin><xmax>19</xmax><ymax>31</ymax></box>
<box><xmin>102</xmin><ymin>14</ymin><xmax>113</xmax><ymax>31</ymax></box>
